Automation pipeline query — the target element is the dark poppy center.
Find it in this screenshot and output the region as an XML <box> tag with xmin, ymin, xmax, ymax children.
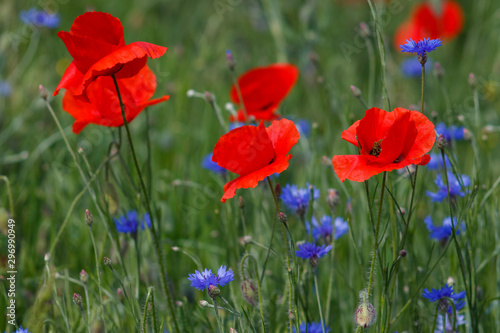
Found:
<box><xmin>369</xmin><ymin>140</ymin><xmax>382</xmax><ymax>157</ymax></box>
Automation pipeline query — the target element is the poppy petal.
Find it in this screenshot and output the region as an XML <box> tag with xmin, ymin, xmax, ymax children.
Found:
<box><xmin>212</xmin><ymin>121</ymin><xmax>276</xmax><ymax>176</ymax></box>
<box><xmin>53</xmin><ymin>62</ymin><xmax>83</xmax><ymax>96</ymax></box>
<box><xmin>221</xmin><ymin>155</ymin><xmax>292</xmax><ymax>202</ymax></box>
<box><xmin>229</xmin><ymin>63</ymin><xmax>298</xmax><ymax>121</ymax></box>
<box><xmin>266</xmin><ymin>118</ymin><xmax>300</xmax><ymax>159</ymax></box>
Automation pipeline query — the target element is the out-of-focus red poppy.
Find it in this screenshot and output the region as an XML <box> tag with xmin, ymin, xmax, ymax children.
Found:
<box><xmin>332</xmin><ymin>107</ymin><xmax>435</xmax><ymax>182</ymax></box>
<box><xmin>229</xmin><ymin>64</ymin><xmax>299</xmax><ymax>122</ymax></box>
<box><xmin>62</xmin><ymin>65</ymin><xmax>169</xmax><ymax>134</ymax></box>
<box><xmin>394</xmin><ymin>0</ymin><xmax>464</xmax><ymax>49</ymax></box>
<box><xmin>54</xmin><ymin>11</ymin><xmax>167</xmax><ymax>101</ymax></box>
<box><xmin>212</xmin><ymin>118</ymin><xmax>300</xmax><ymax>202</ymax></box>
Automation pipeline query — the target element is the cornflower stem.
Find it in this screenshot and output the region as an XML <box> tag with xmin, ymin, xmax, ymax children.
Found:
<box><xmin>266</xmin><ymin>177</ymin><xmax>295</xmax><ymax>332</ymax></box>
<box><xmin>366</xmin><ymin>172</ymin><xmax>387</xmax><ymax>298</ymax></box>
<box><xmin>324</xmin><ymin>208</ymin><xmax>337</xmax><ymax>322</ymax></box>
<box><xmin>134</xmin><ymin>234</ymin><xmax>141</xmax><ymax>300</ymax></box>
<box><xmin>207</xmin><ymin>94</ymin><xmax>228</xmax><ymax>131</ymax></box>
<box><xmin>260</xmin><ymin>177</ymin><xmax>280</xmax><ymax>284</ymax></box>
<box><xmin>212</xmin><ymin>297</ymin><xmax>224</xmax><ymax>333</ymax></box>
<box><xmin>421</xmin><ymin>62</ymin><xmax>426</xmax><ymax>114</ymax></box>
<box><xmin>88</xmin><ymin>226</ymin><xmax>106</xmax><ymax>331</ymax></box>
<box><xmin>441</xmin><ymin>150</ymin><xmax>475</xmax><ymax>329</ymax></box>
<box><xmin>431</xmin><ymin>302</ymin><xmax>439</xmax><ymax>333</ymax></box>
<box><xmin>313</xmin><ymin>273</ymin><xmax>326</xmax><ymax>333</ymax></box>
<box><xmin>111</xmin><ymin>74</ymin><xmax>179</xmax><ymax>333</ymax></box>
<box><xmin>106</xmin><ymin>262</ymin><xmax>139</xmax><ymax>327</ymax></box>
<box><xmin>364</xmin><ymin>35</ymin><xmax>376</xmax><ymax>107</ymax></box>
<box><xmin>241</xmin><ymin>254</ymin><xmax>266</xmax><ymax>332</ymax></box>
<box><xmin>76</xmin><ymin>301</ymin><xmax>90</xmax><ymax>333</ymax></box>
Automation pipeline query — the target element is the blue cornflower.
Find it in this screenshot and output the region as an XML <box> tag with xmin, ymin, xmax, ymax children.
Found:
<box><xmin>426</xmin><ymin>172</ymin><xmax>470</xmax><ymax>202</ymax></box>
<box><xmin>400</xmin><ymin>38</ymin><xmax>442</xmax><ymax>56</ymax></box>
<box><xmin>293</xmin><ymin>322</ymin><xmax>331</xmax><ymax>333</ymax></box>
<box><xmin>306</xmin><ymin>215</ymin><xmax>349</xmax><ymax>242</ymax></box>
<box><xmin>296</xmin><ymin>119</ymin><xmax>312</xmax><ymax>137</ymax></box>
<box><xmin>424</xmin><ymin>216</ymin><xmax>464</xmax><ymax>240</ymax></box>
<box><xmin>281</xmin><ymin>183</ymin><xmax>320</xmax><ymax>216</ymax></box>
<box><xmin>188</xmin><ymin>265</ymin><xmax>234</xmax><ymax>291</ymax></box>
<box><xmin>113</xmin><ymin>211</ymin><xmax>151</xmax><ymax>234</ymax></box>
<box><xmin>202</xmin><ymin>153</ymin><xmax>226</xmax><ymax>174</ymax></box>
<box><xmin>422</xmin><ymin>284</ymin><xmax>466</xmax><ymax>313</ymax></box>
<box><xmin>0</xmin><ymin>81</ymin><xmax>11</xmax><ymax>97</ymax></box>
<box><xmin>5</xmin><ymin>327</ymin><xmax>30</xmax><ymax>333</ymax></box>
<box><xmin>20</xmin><ymin>8</ymin><xmax>60</xmax><ymax>28</ymax></box>
<box><xmin>435</xmin><ymin>123</ymin><xmax>466</xmax><ymax>141</ymax></box>
<box><xmin>296</xmin><ymin>242</ymin><xmax>332</xmax><ymax>260</ymax></box>
<box><xmin>436</xmin><ymin>310</ymin><xmax>466</xmax><ymax>332</ymax></box>
<box><xmin>401</xmin><ymin>57</ymin><xmax>432</xmax><ymax>77</ymax></box>
<box><xmin>427</xmin><ymin>153</ymin><xmax>451</xmax><ymax>170</ymax></box>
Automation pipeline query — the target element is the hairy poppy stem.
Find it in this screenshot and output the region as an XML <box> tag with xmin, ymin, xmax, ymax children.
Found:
<box><xmin>366</xmin><ymin>171</ymin><xmax>387</xmax><ymax>298</ymax></box>
<box><xmin>111</xmin><ymin>74</ymin><xmax>180</xmax><ymax>333</ymax></box>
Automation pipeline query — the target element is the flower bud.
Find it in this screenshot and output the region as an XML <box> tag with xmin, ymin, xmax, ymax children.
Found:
<box><xmin>437</xmin><ymin>134</ymin><xmax>447</xmax><ymax>150</ymax></box>
<box><xmin>73</xmin><ymin>293</ymin><xmax>83</xmax><ymax>306</ymax></box>
<box><xmin>399</xmin><ymin>249</ymin><xmax>407</xmax><ymax>257</ymax></box>
<box><xmin>238</xmin><ymin>196</ymin><xmax>245</xmax><ymax>209</ymax></box>
<box><xmin>103</xmin><ymin>257</ymin><xmax>111</xmax><ymax>266</ymax></box>
<box><xmin>240</xmin><ymin>280</ymin><xmax>256</xmax><ymax>305</ymax></box>
<box><xmin>226</xmin><ymin>49</ymin><xmax>235</xmax><ymax>71</ymax></box>
<box><xmin>208</xmin><ymin>285</ymin><xmax>221</xmax><ymax>299</ymax></box>
<box><xmin>350</xmin><ymin>85</ymin><xmax>361</xmax><ymax>98</ymax></box>
<box><xmin>468</xmin><ymin>73</ymin><xmax>477</xmax><ymax>89</ymax></box>
<box><xmin>327</xmin><ymin>189</ymin><xmax>340</xmax><ymax>211</ymax></box>
<box><xmin>229</xmin><ymin>328</ymin><xmax>238</xmax><ymax>333</ymax></box>
<box><xmin>39</xmin><ymin>84</ymin><xmax>49</xmax><ymax>100</ymax></box>
<box><xmin>359</xmin><ymin>22</ymin><xmax>370</xmax><ymax>37</ymax></box>
<box><xmin>279</xmin><ymin>212</ymin><xmax>287</xmax><ymax>224</ymax></box>
<box><xmin>418</xmin><ymin>53</ymin><xmax>427</xmax><ymax>66</ymax></box>
<box><xmin>117</xmin><ymin>288</ymin><xmax>124</xmax><ymax>302</ymax></box>
<box><xmin>80</xmin><ymin>270</ymin><xmax>89</xmax><ymax>284</ymax></box>
<box><xmin>84</xmin><ymin>209</ymin><xmax>93</xmax><ymax>227</ymax></box>
<box><xmin>309</xmin><ymin>255</ymin><xmax>319</xmax><ymax>271</ymax></box>
<box><xmin>239</xmin><ymin>235</ymin><xmax>252</xmax><ymax>246</ymax></box>
<box><xmin>199</xmin><ymin>300</ymin><xmax>210</xmax><ymax>307</ymax></box>
<box><xmin>433</xmin><ymin>62</ymin><xmax>444</xmax><ymax>79</ymax></box>
<box><xmin>355</xmin><ymin>300</ymin><xmax>376</xmax><ymax>328</ymax></box>
<box><xmin>204</xmin><ymin>91</ymin><xmax>213</xmax><ymax>104</ymax></box>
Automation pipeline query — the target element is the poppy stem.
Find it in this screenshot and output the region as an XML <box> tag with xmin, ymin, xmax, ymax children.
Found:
<box><xmin>111</xmin><ymin>74</ymin><xmax>180</xmax><ymax>333</ymax></box>
<box><xmin>366</xmin><ymin>171</ymin><xmax>387</xmax><ymax>298</ymax></box>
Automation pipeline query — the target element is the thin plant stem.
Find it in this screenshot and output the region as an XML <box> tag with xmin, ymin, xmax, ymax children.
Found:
<box><xmin>229</xmin><ymin>70</ymin><xmax>249</xmax><ymax>122</ymax></box>
<box><xmin>313</xmin><ymin>274</ymin><xmax>326</xmax><ymax>333</ymax></box>
<box><xmin>89</xmin><ymin>226</ymin><xmax>106</xmax><ymax>332</ymax></box>
<box><xmin>212</xmin><ymin>297</ymin><xmax>224</xmax><ymax>333</ymax></box>
<box><xmin>206</xmin><ymin>93</ymin><xmax>228</xmax><ymax>131</ymax></box>
<box><xmin>134</xmin><ymin>234</ymin><xmax>141</xmax><ymax>300</ymax></box>
<box><xmin>142</xmin><ymin>287</ymin><xmax>158</xmax><ymax>333</ymax></box>
<box><xmin>260</xmin><ymin>177</ymin><xmax>280</xmax><ymax>284</ymax></box>
<box><xmin>241</xmin><ymin>254</ymin><xmax>266</xmax><ymax>332</ymax></box>
<box><xmin>111</xmin><ymin>74</ymin><xmax>179</xmax><ymax>332</ymax></box>
<box><xmin>431</xmin><ymin>302</ymin><xmax>439</xmax><ymax>333</ymax></box>
<box><xmin>366</xmin><ymin>172</ymin><xmax>387</xmax><ymax>298</ymax></box>
<box><xmin>324</xmin><ymin>207</ymin><xmax>337</xmax><ymax>322</ymax></box>
<box><xmin>150</xmin><ymin>287</ymin><xmax>158</xmax><ymax>333</ymax></box>
<box><xmin>421</xmin><ymin>62</ymin><xmax>426</xmax><ymax>114</ymax></box>
<box><xmin>106</xmin><ymin>262</ymin><xmax>139</xmax><ymax>327</ymax></box>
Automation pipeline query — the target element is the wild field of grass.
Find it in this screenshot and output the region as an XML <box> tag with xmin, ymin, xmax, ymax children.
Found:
<box><xmin>1</xmin><ymin>0</ymin><xmax>500</xmax><ymax>332</ymax></box>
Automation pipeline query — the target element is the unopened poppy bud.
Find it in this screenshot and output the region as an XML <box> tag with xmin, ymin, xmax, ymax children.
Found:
<box><xmin>84</xmin><ymin>209</ymin><xmax>93</xmax><ymax>227</ymax></box>
<box><xmin>355</xmin><ymin>297</ymin><xmax>376</xmax><ymax>328</ymax></box>
<box><xmin>73</xmin><ymin>293</ymin><xmax>83</xmax><ymax>306</ymax></box>
<box><xmin>433</xmin><ymin>62</ymin><xmax>444</xmax><ymax>79</ymax></box>
<box><xmin>103</xmin><ymin>257</ymin><xmax>111</xmax><ymax>266</ymax></box>
<box><xmin>44</xmin><ymin>253</ymin><xmax>50</xmax><ymax>263</ymax></box>
<box><xmin>80</xmin><ymin>270</ymin><xmax>89</xmax><ymax>284</ymax></box>
<box><xmin>417</xmin><ymin>53</ymin><xmax>427</xmax><ymax>66</ymax></box>
<box><xmin>199</xmin><ymin>300</ymin><xmax>210</xmax><ymax>307</ymax></box>
<box><xmin>208</xmin><ymin>285</ymin><xmax>221</xmax><ymax>299</ymax></box>
<box><xmin>359</xmin><ymin>22</ymin><xmax>370</xmax><ymax>37</ymax></box>
<box><xmin>350</xmin><ymin>85</ymin><xmax>361</xmax><ymax>98</ymax></box>
<box><xmin>327</xmin><ymin>189</ymin><xmax>340</xmax><ymax>211</ymax></box>
<box><xmin>238</xmin><ymin>196</ymin><xmax>245</xmax><ymax>209</ymax></box>
<box><xmin>226</xmin><ymin>49</ymin><xmax>235</xmax><ymax>71</ymax></box>
<box><xmin>468</xmin><ymin>73</ymin><xmax>477</xmax><ymax>89</ymax></box>
<box><xmin>399</xmin><ymin>249</ymin><xmax>407</xmax><ymax>257</ymax></box>
<box><xmin>204</xmin><ymin>91</ymin><xmax>213</xmax><ymax>104</ymax></box>
<box><xmin>240</xmin><ymin>279</ymin><xmax>256</xmax><ymax>305</ymax></box>
<box><xmin>275</xmin><ymin>183</ymin><xmax>282</xmax><ymax>198</ymax></box>
<box><xmin>437</xmin><ymin>134</ymin><xmax>447</xmax><ymax>150</ymax></box>
<box><xmin>39</xmin><ymin>84</ymin><xmax>48</xmax><ymax>100</ymax></box>
<box><xmin>279</xmin><ymin>212</ymin><xmax>287</xmax><ymax>224</ymax></box>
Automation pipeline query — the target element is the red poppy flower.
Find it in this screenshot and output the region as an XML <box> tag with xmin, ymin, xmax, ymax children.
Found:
<box><xmin>212</xmin><ymin>118</ymin><xmax>300</xmax><ymax>202</ymax></box>
<box><xmin>394</xmin><ymin>0</ymin><xmax>464</xmax><ymax>49</ymax></box>
<box><xmin>229</xmin><ymin>64</ymin><xmax>299</xmax><ymax>122</ymax></box>
<box><xmin>62</xmin><ymin>65</ymin><xmax>169</xmax><ymax>134</ymax></box>
<box><xmin>332</xmin><ymin>107</ymin><xmax>435</xmax><ymax>182</ymax></box>
<box><xmin>53</xmin><ymin>11</ymin><xmax>167</xmax><ymax>101</ymax></box>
